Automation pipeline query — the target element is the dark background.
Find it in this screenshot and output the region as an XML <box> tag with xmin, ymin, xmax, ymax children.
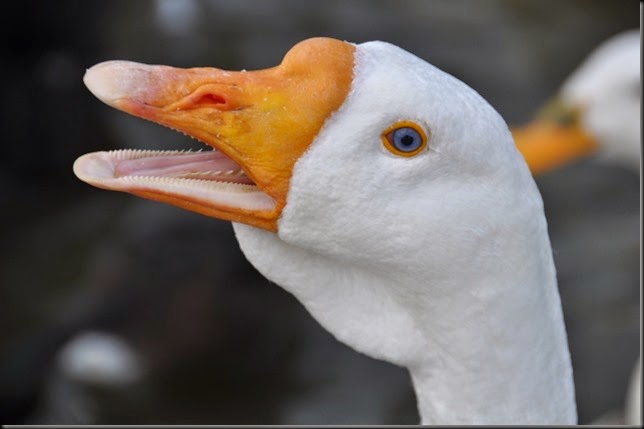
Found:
<box><xmin>0</xmin><ymin>0</ymin><xmax>640</xmax><ymax>424</ymax></box>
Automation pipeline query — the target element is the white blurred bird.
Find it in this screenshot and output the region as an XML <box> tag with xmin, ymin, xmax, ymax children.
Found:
<box><xmin>514</xmin><ymin>29</ymin><xmax>641</xmax><ymax>175</ymax></box>
<box><xmin>514</xmin><ymin>27</ymin><xmax>641</xmax><ymax>426</ymax></box>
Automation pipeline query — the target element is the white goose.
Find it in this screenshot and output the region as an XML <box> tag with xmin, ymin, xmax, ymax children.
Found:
<box><xmin>513</xmin><ymin>29</ymin><xmax>641</xmax><ymax>175</ymax></box>
<box><xmin>513</xmin><ymin>28</ymin><xmax>641</xmax><ymax>426</ymax></box>
<box><xmin>74</xmin><ymin>37</ymin><xmax>577</xmax><ymax>424</ymax></box>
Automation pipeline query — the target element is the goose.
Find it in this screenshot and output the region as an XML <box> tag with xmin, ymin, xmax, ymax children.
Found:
<box><xmin>513</xmin><ymin>28</ymin><xmax>641</xmax><ymax>425</ymax></box>
<box><xmin>513</xmin><ymin>29</ymin><xmax>641</xmax><ymax>175</ymax></box>
<box><xmin>73</xmin><ymin>37</ymin><xmax>577</xmax><ymax>424</ymax></box>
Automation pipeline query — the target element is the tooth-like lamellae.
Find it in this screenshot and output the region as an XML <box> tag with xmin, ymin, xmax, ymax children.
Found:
<box><xmin>107</xmin><ymin>149</ymin><xmax>252</xmax><ymax>185</ymax></box>
<box><xmin>109</xmin><ymin>148</ymin><xmax>212</xmax><ymax>161</ymax></box>
<box><xmin>120</xmin><ymin>175</ymin><xmax>258</xmax><ymax>192</ymax></box>
<box><xmin>182</xmin><ymin>171</ymin><xmax>246</xmax><ymax>179</ymax></box>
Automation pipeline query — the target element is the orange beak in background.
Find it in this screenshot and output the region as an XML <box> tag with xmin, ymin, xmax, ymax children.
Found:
<box><xmin>74</xmin><ymin>37</ymin><xmax>355</xmax><ymax>232</ymax></box>
<box><xmin>512</xmin><ymin>98</ymin><xmax>598</xmax><ymax>175</ymax></box>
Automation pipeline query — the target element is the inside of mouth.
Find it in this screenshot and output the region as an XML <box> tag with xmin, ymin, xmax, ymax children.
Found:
<box><xmin>110</xmin><ymin>149</ymin><xmax>255</xmax><ymax>185</ymax></box>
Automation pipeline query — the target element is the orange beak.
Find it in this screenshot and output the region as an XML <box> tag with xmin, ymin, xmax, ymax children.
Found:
<box><xmin>74</xmin><ymin>37</ymin><xmax>355</xmax><ymax>232</ymax></box>
<box><xmin>512</xmin><ymin>99</ymin><xmax>598</xmax><ymax>175</ymax></box>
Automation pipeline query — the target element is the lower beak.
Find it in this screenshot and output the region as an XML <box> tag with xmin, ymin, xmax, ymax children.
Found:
<box><xmin>74</xmin><ymin>38</ymin><xmax>355</xmax><ymax>231</ymax></box>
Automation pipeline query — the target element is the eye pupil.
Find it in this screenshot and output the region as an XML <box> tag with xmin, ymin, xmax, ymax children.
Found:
<box><xmin>400</xmin><ymin>135</ymin><xmax>415</xmax><ymax>147</ymax></box>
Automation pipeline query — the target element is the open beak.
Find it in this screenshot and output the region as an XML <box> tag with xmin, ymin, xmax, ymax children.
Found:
<box><xmin>512</xmin><ymin>98</ymin><xmax>598</xmax><ymax>175</ymax></box>
<box><xmin>74</xmin><ymin>37</ymin><xmax>355</xmax><ymax>232</ymax></box>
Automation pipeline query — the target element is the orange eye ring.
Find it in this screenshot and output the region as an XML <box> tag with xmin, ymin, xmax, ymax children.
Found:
<box><xmin>382</xmin><ymin>121</ymin><xmax>428</xmax><ymax>157</ymax></box>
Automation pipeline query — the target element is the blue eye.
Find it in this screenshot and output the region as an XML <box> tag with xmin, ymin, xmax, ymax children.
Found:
<box><xmin>392</xmin><ymin>127</ymin><xmax>423</xmax><ymax>152</ymax></box>
<box><xmin>383</xmin><ymin>122</ymin><xmax>427</xmax><ymax>157</ymax></box>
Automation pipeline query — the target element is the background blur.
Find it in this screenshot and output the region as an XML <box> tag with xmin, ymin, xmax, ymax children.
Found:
<box><xmin>0</xmin><ymin>0</ymin><xmax>640</xmax><ymax>424</ymax></box>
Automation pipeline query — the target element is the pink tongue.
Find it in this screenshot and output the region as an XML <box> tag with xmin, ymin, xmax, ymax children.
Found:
<box><xmin>114</xmin><ymin>151</ymin><xmax>254</xmax><ymax>184</ymax></box>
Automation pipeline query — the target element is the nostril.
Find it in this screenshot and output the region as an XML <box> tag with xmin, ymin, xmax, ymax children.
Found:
<box><xmin>195</xmin><ymin>93</ymin><xmax>227</xmax><ymax>107</ymax></box>
<box><xmin>176</xmin><ymin>85</ymin><xmax>239</xmax><ymax>111</ymax></box>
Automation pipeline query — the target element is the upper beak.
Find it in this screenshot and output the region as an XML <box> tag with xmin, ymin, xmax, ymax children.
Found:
<box><xmin>74</xmin><ymin>37</ymin><xmax>355</xmax><ymax>231</ymax></box>
<box><xmin>512</xmin><ymin>98</ymin><xmax>598</xmax><ymax>175</ymax></box>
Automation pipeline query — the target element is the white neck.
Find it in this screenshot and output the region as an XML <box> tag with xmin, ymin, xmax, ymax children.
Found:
<box><xmin>407</xmin><ymin>255</ymin><xmax>577</xmax><ymax>424</ymax></box>
<box><xmin>233</xmin><ymin>221</ymin><xmax>577</xmax><ymax>424</ymax></box>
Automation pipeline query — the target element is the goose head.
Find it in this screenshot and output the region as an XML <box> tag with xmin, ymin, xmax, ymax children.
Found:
<box><xmin>514</xmin><ymin>29</ymin><xmax>641</xmax><ymax>174</ymax></box>
<box><xmin>75</xmin><ymin>36</ymin><xmax>540</xmax><ymax>362</ymax></box>
<box><xmin>75</xmin><ymin>37</ymin><xmax>575</xmax><ymax>423</ymax></box>
<box><xmin>232</xmin><ymin>40</ymin><xmax>548</xmax><ymax>368</ymax></box>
